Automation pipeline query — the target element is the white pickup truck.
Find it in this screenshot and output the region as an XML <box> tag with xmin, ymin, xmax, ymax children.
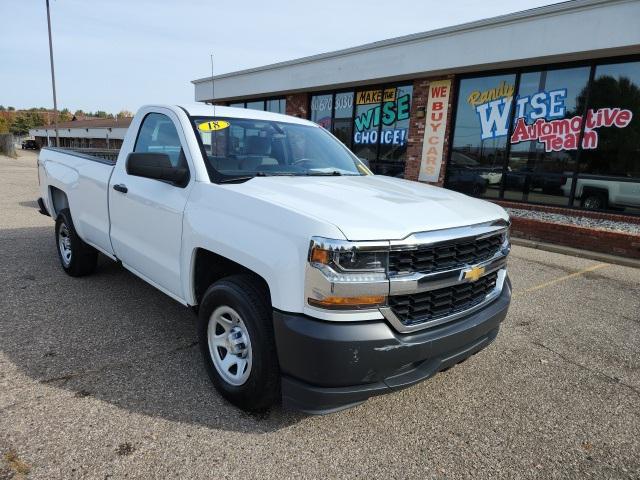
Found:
<box><xmin>37</xmin><ymin>104</ymin><xmax>511</xmax><ymax>413</ymax></box>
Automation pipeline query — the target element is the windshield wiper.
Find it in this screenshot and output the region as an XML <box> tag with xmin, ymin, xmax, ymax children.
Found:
<box><xmin>305</xmin><ymin>171</ymin><xmax>343</xmax><ymax>176</ymax></box>
<box><xmin>218</xmin><ymin>172</ymin><xmax>300</xmax><ymax>184</ymax></box>
<box><xmin>218</xmin><ymin>172</ymin><xmax>268</xmax><ymax>184</ymax></box>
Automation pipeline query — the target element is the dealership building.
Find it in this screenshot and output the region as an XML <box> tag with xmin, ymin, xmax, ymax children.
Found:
<box><xmin>197</xmin><ymin>0</ymin><xmax>639</xmax><ymax>257</ymax></box>
<box><xmin>30</xmin><ymin>117</ymin><xmax>132</xmax><ymax>150</ymax></box>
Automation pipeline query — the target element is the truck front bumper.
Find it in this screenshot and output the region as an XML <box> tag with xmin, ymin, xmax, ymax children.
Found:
<box><xmin>273</xmin><ymin>276</ymin><xmax>511</xmax><ymax>414</ymax></box>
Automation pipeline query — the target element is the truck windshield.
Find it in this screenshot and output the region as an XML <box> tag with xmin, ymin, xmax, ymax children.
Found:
<box><xmin>191</xmin><ymin>117</ymin><xmax>369</xmax><ymax>181</ymax></box>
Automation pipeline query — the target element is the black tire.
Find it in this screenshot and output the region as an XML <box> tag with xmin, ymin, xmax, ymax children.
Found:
<box><xmin>581</xmin><ymin>192</ymin><xmax>607</xmax><ymax>210</ymax></box>
<box><xmin>198</xmin><ymin>274</ymin><xmax>280</xmax><ymax>411</ymax></box>
<box><xmin>54</xmin><ymin>208</ymin><xmax>98</xmax><ymax>277</ymax></box>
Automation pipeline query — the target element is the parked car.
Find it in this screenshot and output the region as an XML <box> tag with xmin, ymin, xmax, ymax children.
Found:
<box><xmin>37</xmin><ymin>105</ymin><xmax>512</xmax><ymax>413</ymax></box>
<box><xmin>561</xmin><ymin>176</ymin><xmax>640</xmax><ymax>210</ymax></box>
<box><xmin>504</xmin><ymin>169</ymin><xmax>565</xmax><ymax>195</ymax></box>
<box><xmin>446</xmin><ymin>166</ymin><xmax>488</xmax><ymax>195</ymax></box>
<box><xmin>21</xmin><ymin>139</ymin><xmax>39</xmax><ymax>150</ymax></box>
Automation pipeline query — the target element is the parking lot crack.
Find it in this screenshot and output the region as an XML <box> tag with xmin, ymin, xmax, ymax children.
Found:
<box><xmin>532</xmin><ymin>341</ymin><xmax>640</xmax><ymax>398</ymax></box>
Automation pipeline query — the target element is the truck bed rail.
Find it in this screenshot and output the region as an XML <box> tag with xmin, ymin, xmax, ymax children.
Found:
<box><xmin>43</xmin><ymin>147</ymin><xmax>119</xmax><ymax>164</ymax></box>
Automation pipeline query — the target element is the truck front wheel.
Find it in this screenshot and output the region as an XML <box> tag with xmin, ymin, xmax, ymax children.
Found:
<box><xmin>54</xmin><ymin>209</ymin><xmax>98</xmax><ymax>277</ymax></box>
<box><xmin>198</xmin><ymin>274</ymin><xmax>280</xmax><ymax>411</ymax></box>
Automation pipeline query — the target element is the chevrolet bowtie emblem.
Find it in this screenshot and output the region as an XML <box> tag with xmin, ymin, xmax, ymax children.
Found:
<box><xmin>463</xmin><ymin>265</ymin><xmax>485</xmax><ymax>282</ymax></box>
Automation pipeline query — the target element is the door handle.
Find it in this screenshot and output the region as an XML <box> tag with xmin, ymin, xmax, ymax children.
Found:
<box><xmin>113</xmin><ymin>183</ymin><xmax>128</xmax><ymax>193</ymax></box>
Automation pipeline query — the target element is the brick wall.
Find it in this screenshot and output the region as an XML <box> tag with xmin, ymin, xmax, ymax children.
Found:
<box><xmin>510</xmin><ymin>217</ymin><xmax>640</xmax><ymax>259</ymax></box>
<box><xmin>404</xmin><ymin>75</ymin><xmax>456</xmax><ymax>186</ymax></box>
<box><xmin>285</xmin><ymin>93</ymin><xmax>308</xmax><ymax>118</ymax></box>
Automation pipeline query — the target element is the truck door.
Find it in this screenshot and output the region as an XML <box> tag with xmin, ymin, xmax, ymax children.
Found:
<box><xmin>108</xmin><ymin>110</ymin><xmax>193</xmax><ymax>301</ymax></box>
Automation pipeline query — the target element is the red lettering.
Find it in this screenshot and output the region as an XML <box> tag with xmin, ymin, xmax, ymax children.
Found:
<box><xmin>431</xmin><ymin>111</ymin><xmax>443</xmax><ymax>122</ymax></box>
<box><xmin>582</xmin><ymin>130</ymin><xmax>598</xmax><ymax>149</ymax></box>
<box><xmin>430</xmin><ymin>122</ymin><xmax>441</xmax><ymax>132</ymax></box>
<box><xmin>510</xmin><ymin>118</ymin><xmax>529</xmax><ymax>143</ymax></box>
<box><xmin>431</xmin><ymin>87</ymin><xmax>446</xmax><ymax>98</ymax></box>
<box><xmin>564</xmin><ymin>132</ymin><xmax>577</xmax><ymax>150</ymax></box>
<box><xmin>432</xmin><ymin>101</ymin><xmax>443</xmax><ymax>111</ymax></box>
<box><xmin>570</xmin><ymin>116</ymin><xmax>582</xmax><ymax>133</ymax></box>
<box><xmin>602</xmin><ymin>108</ymin><xmax>620</xmax><ymax>127</ymax></box>
<box><xmin>615</xmin><ymin>109</ymin><xmax>633</xmax><ymax>128</ymax></box>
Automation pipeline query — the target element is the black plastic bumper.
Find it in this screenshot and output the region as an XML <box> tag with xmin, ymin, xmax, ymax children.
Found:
<box><xmin>36</xmin><ymin>197</ymin><xmax>50</xmax><ymax>217</ymax></box>
<box><xmin>273</xmin><ymin>277</ymin><xmax>511</xmax><ymax>414</ymax></box>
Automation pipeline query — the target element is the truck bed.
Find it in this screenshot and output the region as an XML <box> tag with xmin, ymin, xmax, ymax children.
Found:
<box><xmin>39</xmin><ymin>146</ymin><xmax>117</xmax><ymax>257</ymax></box>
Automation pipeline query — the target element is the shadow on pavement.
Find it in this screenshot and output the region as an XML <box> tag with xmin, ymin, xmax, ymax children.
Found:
<box><xmin>17</xmin><ymin>200</ymin><xmax>38</xmax><ymax>209</ymax></box>
<box><xmin>0</xmin><ymin>225</ymin><xmax>305</xmax><ymax>433</ymax></box>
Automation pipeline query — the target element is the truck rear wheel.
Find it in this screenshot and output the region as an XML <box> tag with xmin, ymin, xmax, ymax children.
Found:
<box><xmin>581</xmin><ymin>192</ymin><xmax>607</xmax><ymax>210</ymax></box>
<box><xmin>55</xmin><ymin>209</ymin><xmax>98</xmax><ymax>277</ymax></box>
<box><xmin>198</xmin><ymin>274</ymin><xmax>280</xmax><ymax>411</ymax></box>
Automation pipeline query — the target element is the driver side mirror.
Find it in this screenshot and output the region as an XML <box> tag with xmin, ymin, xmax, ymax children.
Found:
<box><xmin>126</xmin><ymin>152</ymin><xmax>189</xmax><ymax>187</ymax></box>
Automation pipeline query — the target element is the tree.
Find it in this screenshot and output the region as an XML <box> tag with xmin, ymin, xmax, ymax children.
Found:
<box><xmin>59</xmin><ymin>108</ymin><xmax>72</xmax><ymax>122</ymax></box>
<box><xmin>74</xmin><ymin>109</ymin><xmax>85</xmax><ymax>117</ymax></box>
<box><xmin>0</xmin><ymin>105</ymin><xmax>5</xmax><ymax>111</ymax></box>
<box><xmin>7</xmin><ymin>106</ymin><xmax>15</xmax><ymax>111</ymax></box>
<box><xmin>95</xmin><ymin>110</ymin><xmax>109</xmax><ymax>118</ymax></box>
<box><xmin>9</xmin><ymin>116</ymin><xmax>31</xmax><ymax>136</ymax></box>
<box><xmin>9</xmin><ymin>112</ymin><xmax>45</xmax><ymax>136</ymax></box>
<box><xmin>576</xmin><ymin>75</ymin><xmax>640</xmax><ymax>176</ymax></box>
<box><xmin>0</xmin><ymin>117</ymin><xmax>9</xmax><ymax>133</ymax></box>
<box><xmin>117</xmin><ymin>110</ymin><xmax>133</xmax><ymax>119</ymax></box>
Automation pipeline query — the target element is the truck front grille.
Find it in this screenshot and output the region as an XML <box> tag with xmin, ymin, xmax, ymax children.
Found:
<box><xmin>388</xmin><ymin>271</ymin><xmax>499</xmax><ymax>327</ymax></box>
<box><xmin>389</xmin><ymin>233</ymin><xmax>503</xmax><ymax>275</ymax></box>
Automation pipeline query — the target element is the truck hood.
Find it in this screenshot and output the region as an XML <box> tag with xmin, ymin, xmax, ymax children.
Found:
<box><xmin>232</xmin><ymin>175</ymin><xmax>509</xmax><ymax>241</ymax></box>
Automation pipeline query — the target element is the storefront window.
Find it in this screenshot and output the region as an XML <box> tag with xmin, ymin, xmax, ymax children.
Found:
<box><xmin>446</xmin><ymin>74</ymin><xmax>516</xmax><ymax>197</ymax></box>
<box><xmin>352</xmin><ymin>85</ymin><xmax>412</xmax><ymax>176</ymax></box>
<box><xmin>266</xmin><ymin>98</ymin><xmax>286</xmax><ymax>114</ymax></box>
<box><xmin>310</xmin><ymin>94</ymin><xmax>333</xmax><ymax>129</ymax></box>
<box><xmin>352</xmin><ymin>89</ymin><xmax>384</xmax><ymax>161</ymax></box>
<box><xmin>378</xmin><ymin>85</ymin><xmax>413</xmax><ymax>163</ymax></box>
<box><xmin>310</xmin><ymin>91</ymin><xmax>355</xmax><ymax>148</ymax></box>
<box><xmin>579</xmin><ymin>61</ymin><xmax>640</xmax><ymax>177</ymax></box>
<box><xmin>446</xmin><ymin>59</ymin><xmax>640</xmax><ymax>214</ymax></box>
<box><xmin>576</xmin><ymin>61</ymin><xmax>640</xmax><ymax>213</ymax></box>
<box><xmin>504</xmin><ymin>66</ymin><xmax>590</xmax><ymax>205</ymax></box>
<box><xmin>332</xmin><ymin>92</ymin><xmax>354</xmax><ymax>147</ymax></box>
<box><xmin>245</xmin><ymin>100</ymin><xmax>265</xmax><ymax>111</ymax></box>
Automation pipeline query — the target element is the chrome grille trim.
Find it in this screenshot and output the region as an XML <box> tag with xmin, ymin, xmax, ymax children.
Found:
<box><xmin>388</xmin><ymin>219</ymin><xmax>509</xmax><ymax>251</ymax></box>
<box><xmin>380</xmin><ymin>269</ymin><xmax>507</xmax><ymax>334</ymax></box>
<box><xmin>388</xmin><ymin>248</ymin><xmax>508</xmax><ymax>296</ymax></box>
<box><xmin>380</xmin><ymin>219</ymin><xmax>510</xmax><ymax>333</ymax></box>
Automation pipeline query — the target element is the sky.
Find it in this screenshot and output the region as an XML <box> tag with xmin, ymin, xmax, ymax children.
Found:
<box><xmin>0</xmin><ymin>0</ymin><xmax>565</xmax><ymax>114</ymax></box>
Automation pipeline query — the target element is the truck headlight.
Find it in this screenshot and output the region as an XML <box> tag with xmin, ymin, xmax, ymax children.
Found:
<box><xmin>306</xmin><ymin>237</ymin><xmax>389</xmax><ymax>310</ymax></box>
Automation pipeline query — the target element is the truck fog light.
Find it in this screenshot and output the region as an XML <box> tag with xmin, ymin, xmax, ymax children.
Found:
<box><xmin>308</xmin><ymin>295</ymin><xmax>386</xmax><ymax>310</ymax></box>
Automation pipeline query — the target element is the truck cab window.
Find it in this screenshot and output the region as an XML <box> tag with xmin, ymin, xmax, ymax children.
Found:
<box><xmin>193</xmin><ymin>117</ymin><xmax>366</xmax><ymax>180</ymax></box>
<box><xmin>135</xmin><ymin>113</ymin><xmax>185</xmax><ymax>167</ymax></box>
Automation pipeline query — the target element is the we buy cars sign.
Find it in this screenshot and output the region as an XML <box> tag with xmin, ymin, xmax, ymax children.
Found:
<box><xmin>419</xmin><ymin>80</ymin><xmax>451</xmax><ymax>182</ymax></box>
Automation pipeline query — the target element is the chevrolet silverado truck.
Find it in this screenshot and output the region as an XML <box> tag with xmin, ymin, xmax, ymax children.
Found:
<box><xmin>37</xmin><ymin>104</ymin><xmax>512</xmax><ymax>414</ymax></box>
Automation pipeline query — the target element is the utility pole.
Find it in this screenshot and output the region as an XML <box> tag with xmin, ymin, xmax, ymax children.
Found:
<box><xmin>46</xmin><ymin>0</ymin><xmax>59</xmax><ymax>147</ymax></box>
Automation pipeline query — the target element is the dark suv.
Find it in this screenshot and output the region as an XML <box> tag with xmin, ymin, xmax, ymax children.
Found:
<box><xmin>21</xmin><ymin>140</ymin><xmax>39</xmax><ymax>150</ymax></box>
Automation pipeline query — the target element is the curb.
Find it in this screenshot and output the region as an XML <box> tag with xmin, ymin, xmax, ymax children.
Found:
<box><xmin>511</xmin><ymin>237</ymin><xmax>640</xmax><ymax>269</ymax></box>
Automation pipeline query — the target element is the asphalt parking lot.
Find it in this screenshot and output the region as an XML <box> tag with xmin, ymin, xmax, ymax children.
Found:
<box><xmin>1</xmin><ymin>150</ymin><xmax>639</xmax><ymax>479</ymax></box>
